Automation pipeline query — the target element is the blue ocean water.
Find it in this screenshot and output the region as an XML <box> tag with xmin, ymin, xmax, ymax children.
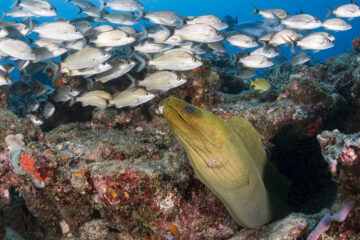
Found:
<box><xmin>0</xmin><ymin>0</ymin><xmax>358</xmax><ymax>62</ymax></box>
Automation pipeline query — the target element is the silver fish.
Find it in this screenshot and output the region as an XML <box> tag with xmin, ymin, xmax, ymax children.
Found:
<box><xmin>144</xmin><ymin>11</ymin><xmax>183</xmax><ymax>27</ymax></box>
<box><xmin>0</xmin><ymin>39</ymin><xmax>36</xmax><ymax>60</ymax></box>
<box><xmin>42</xmin><ymin>102</ymin><xmax>55</xmax><ymax>119</ymax></box>
<box><xmin>207</xmin><ymin>42</ymin><xmax>226</xmax><ymax>53</ymax></box>
<box><xmin>239</xmin><ymin>54</ymin><xmax>274</xmax><ymax>68</ymax></box>
<box><xmin>52</xmin><ymin>85</ymin><xmax>73</xmax><ymax>102</ymax></box>
<box><xmin>109</xmin><ymin>87</ymin><xmax>155</xmax><ymax>109</ymax></box>
<box><xmin>269</xmin><ymin>29</ymin><xmax>302</xmax><ymax>46</ymax></box>
<box><xmin>162</xmin><ymin>34</ymin><xmax>188</xmax><ymax>45</ymax></box>
<box><xmin>33</xmin><ymin>43</ymin><xmax>68</xmax><ymax>61</ymax></box>
<box><xmin>250</xmin><ymin>46</ymin><xmax>279</xmax><ymax>58</ymax></box>
<box><xmin>18</xmin><ymin>0</ymin><xmax>57</xmax><ymax>17</ymax></box>
<box><xmin>147</xmin><ymin>24</ymin><xmax>171</xmax><ymax>43</ymax></box>
<box><xmin>90</xmin><ymin>29</ymin><xmax>136</xmax><ymax>47</ymax></box>
<box><xmin>62</xmin><ymin>47</ymin><xmax>111</xmax><ymax>70</ymax></box>
<box><xmin>281</xmin><ymin>14</ymin><xmax>322</xmax><ymax>30</ymax></box>
<box><xmin>102</xmin><ymin>0</ymin><xmax>143</xmax><ymax>12</ymax></box>
<box><xmin>102</xmin><ymin>12</ymin><xmax>139</xmax><ymax>25</ymax></box>
<box><xmin>252</xmin><ymin>5</ymin><xmax>289</xmax><ymax>19</ymax></box>
<box><xmin>308</xmin><ymin>32</ymin><xmax>335</xmax><ymax>41</ymax></box>
<box><xmin>134</xmin><ymin>40</ymin><xmax>174</xmax><ymax>53</ymax></box>
<box><xmin>73</xmin><ymin>20</ymin><xmax>93</xmax><ymax>34</ymax></box>
<box><xmin>68</xmin><ymin>63</ymin><xmax>112</xmax><ymax>76</ymax></box>
<box><xmin>295</xmin><ymin>33</ymin><xmax>334</xmax><ymax>51</ymax></box>
<box><xmin>180</xmin><ymin>43</ymin><xmax>207</xmax><ymax>55</ymax></box>
<box><xmin>237</xmin><ymin>68</ymin><xmax>256</xmax><ymax>79</ymax></box>
<box><xmin>33</xmin><ymin>22</ymin><xmax>84</xmax><ymax>41</ymax></box>
<box><xmin>26</xmin><ymin>98</ymin><xmax>40</xmax><ymax>112</ymax></box>
<box><xmin>148</xmin><ymin>49</ymin><xmax>203</xmax><ymax>71</ymax></box>
<box><xmin>0</xmin><ymin>68</ymin><xmax>12</xmax><ymax>86</ymax></box>
<box><xmin>0</xmin><ymin>21</ymin><xmax>30</xmax><ymax>37</ymax></box>
<box><xmin>175</xmin><ymin>23</ymin><xmax>224</xmax><ymax>43</ymax></box>
<box><xmin>76</xmin><ymin>90</ymin><xmax>111</xmax><ymax>109</ymax></box>
<box><xmin>95</xmin><ymin>59</ymin><xmax>136</xmax><ymax>83</ymax></box>
<box><xmin>118</xmin><ymin>26</ymin><xmax>137</xmax><ymax>35</ymax></box>
<box><xmin>290</xmin><ymin>51</ymin><xmax>311</xmax><ymax>66</ymax></box>
<box><xmin>26</xmin><ymin>114</ymin><xmax>43</xmax><ymax>125</ymax></box>
<box><xmin>139</xmin><ymin>71</ymin><xmax>187</xmax><ymax>91</ymax></box>
<box><xmin>226</xmin><ymin>33</ymin><xmax>258</xmax><ymax>48</ymax></box>
<box><xmin>186</xmin><ymin>15</ymin><xmax>228</xmax><ymax>30</ymax></box>
<box><xmin>327</xmin><ymin>3</ymin><xmax>360</xmax><ymax>19</ymax></box>
<box><xmin>3</xmin><ymin>6</ymin><xmax>35</xmax><ymax>18</ymax></box>
<box><xmin>322</xmin><ymin>18</ymin><xmax>352</xmax><ymax>31</ymax></box>
<box><xmin>66</xmin><ymin>0</ymin><xmax>96</xmax><ymax>9</ymax></box>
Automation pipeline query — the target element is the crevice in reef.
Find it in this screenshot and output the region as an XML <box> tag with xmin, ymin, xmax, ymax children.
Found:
<box><xmin>269</xmin><ymin>127</ymin><xmax>337</xmax><ymax>214</ymax></box>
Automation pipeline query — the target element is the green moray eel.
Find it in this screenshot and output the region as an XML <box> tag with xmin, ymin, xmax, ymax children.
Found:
<box><xmin>163</xmin><ymin>97</ymin><xmax>290</xmax><ymax>228</ymax></box>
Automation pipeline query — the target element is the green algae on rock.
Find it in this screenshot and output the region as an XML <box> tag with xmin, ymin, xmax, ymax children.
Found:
<box><xmin>163</xmin><ymin>97</ymin><xmax>290</xmax><ymax>228</ymax></box>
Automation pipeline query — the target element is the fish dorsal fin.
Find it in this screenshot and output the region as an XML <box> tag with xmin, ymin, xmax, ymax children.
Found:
<box><xmin>227</xmin><ymin>116</ymin><xmax>267</xmax><ymax>176</ymax></box>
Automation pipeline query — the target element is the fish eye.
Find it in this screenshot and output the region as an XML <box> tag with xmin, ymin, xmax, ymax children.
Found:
<box><xmin>185</xmin><ymin>105</ymin><xmax>194</xmax><ymax>113</ymax></box>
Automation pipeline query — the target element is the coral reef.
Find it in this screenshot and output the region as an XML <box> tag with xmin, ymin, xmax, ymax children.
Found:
<box><xmin>2</xmin><ymin>51</ymin><xmax>360</xmax><ymax>239</ymax></box>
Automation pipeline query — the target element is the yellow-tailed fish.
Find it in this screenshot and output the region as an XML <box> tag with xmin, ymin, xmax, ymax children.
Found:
<box><xmin>249</xmin><ymin>78</ymin><xmax>271</xmax><ymax>92</ymax></box>
<box><xmin>163</xmin><ymin>97</ymin><xmax>290</xmax><ymax>228</ymax></box>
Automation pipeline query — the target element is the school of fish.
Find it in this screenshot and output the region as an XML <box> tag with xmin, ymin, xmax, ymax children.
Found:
<box><xmin>0</xmin><ymin>0</ymin><xmax>359</xmax><ymax>125</ymax></box>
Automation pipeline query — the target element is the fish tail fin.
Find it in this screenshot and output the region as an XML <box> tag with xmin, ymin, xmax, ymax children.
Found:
<box><xmin>68</xmin><ymin>96</ymin><xmax>76</xmax><ymax>107</ymax></box>
<box><xmin>326</xmin><ymin>6</ymin><xmax>333</xmax><ymax>18</ymax></box>
<box><xmin>272</xmin><ymin>13</ymin><xmax>281</xmax><ymax>25</ymax></box>
<box><xmin>134</xmin><ymin>54</ymin><xmax>146</xmax><ymax>73</ymax></box>
<box><xmin>84</xmin><ymin>77</ymin><xmax>93</xmax><ymax>90</ymax></box>
<box><xmin>135</xmin><ymin>9</ymin><xmax>144</xmax><ymax>20</ymax></box>
<box><xmin>126</xmin><ymin>74</ymin><xmax>136</xmax><ymax>89</ymax></box>
<box><xmin>26</xmin><ymin>18</ymin><xmax>34</xmax><ymax>35</ymax></box>
<box><xmin>137</xmin><ymin>24</ymin><xmax>148</xmax><ymax>42</ymax></box>
<box><xmin>10</xmin><ymin>0</ymin><xmax>20</xmax><ymax>8</ymax></box>
<box><xmin>0</xmin><ymin>9</ymin><xmax>7</xmax><ymax>19</ymax></box>
<box><xmin>76</xmin><ymin>6</ymin><xmax>83</xmax><ymax>15</ymax></box>
<box><xmin>249</xmin><ymin>79</ymin><xmax>254</xmax><ymax>88</ymax></box>
<box><xmin>96</xmin><ymin>0</ymin><xmax>105</xmax><ymax>21</ymax></box>
<box><xmin>251</xmin><ymin>4</ymin><xmax>260</xmax><ymax>15</ymax></box>
<box><xmin>286</xmin><ymin>37</ymin><xmax>297</xmax><ymax>54</ymax></box>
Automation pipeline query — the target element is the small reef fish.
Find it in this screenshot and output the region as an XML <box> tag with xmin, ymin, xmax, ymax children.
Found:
<box><xmin>26</xmin><ymin>113</ymin><xmax>44</xmax><ymax>125</ymax></box>
<box><xmin>175</xmin><ymin>23</ymin><xmax>225</xmax><ymax>43</ymax></box>
<box><xmin>294</xmin><ymin>33</ymin><xmax>335</xmax><ymax>51</ymax></box>
<box><xmin>251</xmin><ymin>5</ymin><xmax>289</xmax><ymax>20</ymax></box>
<box><xmin>163</xmin><ymin>97</ymin><xmax>290</xmax><ymax>228</ymax></box>
<box><xmin>239</xmin><ymin>54</ymin><xmax>274</xmax><ymax>69</ymax></box>
<box><xmin>290</xmin><ymin>51</ymin><xmax>311</xmax><ymax>66</ymax></box>
<box><xmin>94</xmin><ymin>59</ymin><xmax>136</xmax><ymax>83</ymax></box>
<box><xmin>249</xmin><ymin>78</ymin><xmax>271</xmax><ymax>92</ymax></box>
<box><xmin>185</xmin><ymin>15</ymin><xmax>228</xmax><ymax>30</ymax></box>
<box><xmin>0</xmin><ymin>39</ymin><xmax>36</xmax><ymax>60</ymax></box>
<box><xmin>280</xmin><ymin>14</ymin><xmax>322</xmax><ymax>30</ymax></box>
<box><xmin>148</xmin><ymin>49</ymin><xmax>203</xmax><ymax>71</ymax></box>
<box><xmin>143</xmin><ymin>11</ymin><xmax>183</xmax><ymax>27</ymax></box>
<box><xmin>327</xmin><ymin>2</ymin><xmax>360</xmax><ymax>19</ymax></box>
<box><xmin>322</xmin><ymin>18</ymin><xmax>352</xmax><ymax>31</ymax></box>
<box><xmin>138</xmin><ymin>71</ymin><xmax>187</xmax><ymax>91</ymax></box>
<box><xmin>75</xmin><ymin>90</ymin><xmax>111</xmax><ymax>109</ymax></box>
<box><xmin>62</xmin><ymin>48</ymin><xmax>111</xmax><ymax>70</ymax></box>
<box><xmin>109</xmin><ymin>87</ymin><xmax>155</xmax><ymax>109</ymax></box>
<box><xmin>226</xmin><ymin>32</ymin><xmax>258</xmax><ymax>49</ymax></box>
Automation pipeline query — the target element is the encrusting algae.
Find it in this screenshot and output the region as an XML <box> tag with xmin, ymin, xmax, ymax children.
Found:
<box><xmin>163</xmin><ymin>97</ymin><xmax>291</xmax><ymax>228</ymax></box>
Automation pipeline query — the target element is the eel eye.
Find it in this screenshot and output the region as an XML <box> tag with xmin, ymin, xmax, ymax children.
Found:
<box><xmin>185</xmin><ymin>105</ymin><xmax>194</xmax><ymax>113</ymax></box>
